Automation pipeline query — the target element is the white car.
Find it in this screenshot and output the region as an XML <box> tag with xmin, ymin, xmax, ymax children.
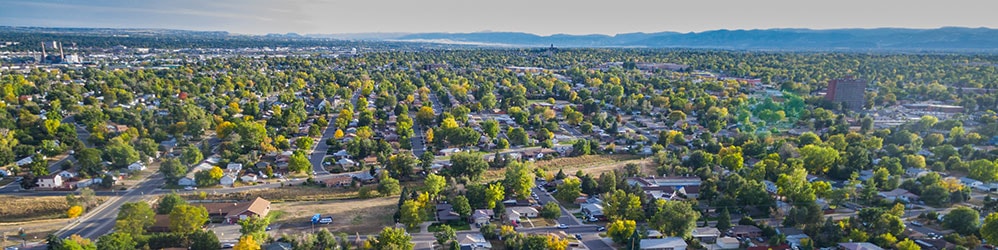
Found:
<box><xmin>557</xmin><ymin>224</ymin><xmax>568</xmax><ymax>229</ymax></box>
<box><xmin>184</xmin><ymin>186</ymin><xmax>197</xmax><ymax>191</ymax></box>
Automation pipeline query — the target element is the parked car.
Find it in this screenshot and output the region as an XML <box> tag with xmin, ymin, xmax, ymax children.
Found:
<box><xmin>575</xmin><ymin>234</ymin><xmax>582</xmax><ymax>240</ymax></box>
<box><xmin>597</xmin><ymin>226</ymin><xmax>606</xmax><ymax>231</ymax></box>
<box><xmin>319</xmin><ymin>217</ymin><xmax>333</xmax><ymax>224</ymax></box>
<box><xmin>221</xmin><ymin>243</ymin><xmax>235</xmax><ymax>249</ymax></box>
<box><xmin>184</xmin><ymin>186</ymin><xmax>196</xmax><ymax>191</ymax></box>
<box><xmin>911</xmin><ymin>221</ymin><xmax>923</xmax><ymax>227</ymax></box>
<box><xmin>557</xmin><ymin>224</ymin><xmax>568</xmax><ymax>229</ymax></box>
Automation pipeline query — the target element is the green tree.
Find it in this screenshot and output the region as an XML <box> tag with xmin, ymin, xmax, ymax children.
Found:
<box><xmin>238</xmin><ymin>215</ymin><xmax>271</xmax><ymax>244</ymax></box>
<box><xmin>799</xmin><ymin>144</ymin><xmax>839</xmax><ymax>174</ymax></box>
<box><xmin>541</xmin><ymin>202</ymin><xmax>561</xmax><ymax>220</ymax></box>
<box><xmin>181</xmin><ymin>146</ymin><xmax>203</xmax><ymax>166</ymax></box>
<box><xmin>416</xmin><ymin>106</ymin><xmax>435</xmax><ymax>126</ymax></box>
<box><xmin>373</xmin><ymin>227</ymin><xmax>414</xmax><ymax>250</ymax></box>
<box><xmin>114</xmin><ymin>201</ymin><xmax>155</xmax><ymax>236</ymax></box>
<box><xmin>451</xmin><ymin>196</ymin><xmax>472</xmax><ymax>219</ymax></box>
<box><xmin>189</xmin><ymin>230</ymin><xmax>221</xmax><ymax>250</ymax></box>
<box><xmin>157</xmin><ymin>193</ymin><xmax>187</xmax><ymax>214</ymax></box>
<box><xmin>159</xmin><ymin>159</ymin><xmax>187</xmax><ymax>184</ymax></box>
<box><xmin>485</xmin><ymin>183</ymin><xmax>505</xmax><ymax>209</ymax></box>
<box><xmin>503</xmin><ymin>161</ymin><xmax>534</xmax><ymax>199</ymax></box>
<box><xmin>424</xmin><ymin>173</ymin><xmax>446</xmax><ymax>198</ymax></box>
<box><xmin>434</xmin><ymin>224</ymin><xmax>456</xmax><ymax>246</ymax></box>
<box><xmin>169</xmin><ymin>204</ymin><xmax>209</xmax><ymax>234</ymax></box>
<box><xmin>650</xmin><ymin>200</ymin><xmax>700</xmax><ymax>238</ymax></box>
<box><xmin>555</xmin><ymin>177</ymin><xmax>582</xmax><ymax>202</ymax></box>
<box><xmin>969</xmin><ymin>159</ymin><xmax>998</xmax><ymax>182</ymax></box>
<box><xmin>378</xmin><ymin>175</ymin><xmax>402</xmax><ymax>196</ymax></box>
<box><xmin>981</xmin><ymin>212</ymin><xmax>998</xmax><ymax>247</ymax></box>
<box><xmin>96</xmin><ymin>232</ymin><xmax>135</xmax><ymax>250</ymax></box>
<box><xmin>400</xmin><ymin>200</ymin><xmax>423</xmax><ymax>228</ymax></box>
<box><xmin>602</xmin><ymin>189</ymin><xmax>643</xmax><ymax>221</ymax></box>
<box><xmin>295</xmin><ymin>137</ymin><xmax>314</xmax><ymax>150</ymax></box>
<box><xmin>896</xmin><ymin>239</ymin><xmax>921</xmax><ymax>250</ymax></box>
<box><xmin>77</xmin><ymin>148</ymin><xmax>103</xmax><ymax>177</ymax></box>
<box><xmin>717</xmin><ymin>209</ymin><xmax>732</xmax><ymax>232</ymax></box>
<box><xmin>944</xmin><ymin>206</ymin><xmax>981</xmax><ymax>235</ymax></box>
<box><xmin>288</xmin><ymin>150</ymin><xmax>312</xmax><ymax>174</ymax></box>
<box><xmin>482</xmin><ymin>119</ymin><xmax>500</xmax><ymax>139</ymax></box>
<box><xmin>607</xmin><ymin>219</ymin><xmax>637</xmax><ymax>244</ymax></box>
<box><xmin>105</xmin><ymin>138</ymin><xmax>140</xmax><ymax>168</ymax></box>
<box><xmin>58</xmin><ymin>235</ymin><xmax>96</xmax><ymax>250</ymax></box>
<box><xmin>449</xmin><ymin>152</ymin><xmax>488</xmax><ymax>181</ymax></box>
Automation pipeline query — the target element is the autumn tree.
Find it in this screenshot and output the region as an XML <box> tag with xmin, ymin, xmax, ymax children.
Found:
<box><xmin>169</xmin><ymin>204</ymin><xmax>209</xmax><ymax>234</ymax></box>
<box><xmin>608</xmin><ymin>219</ymin><xmax>637</xmax><ymax>244</ymax></box>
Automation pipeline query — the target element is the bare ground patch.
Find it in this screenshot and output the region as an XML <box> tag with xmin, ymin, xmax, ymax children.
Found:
<box><xmin>270</xmin><ymin>197</ymin><xmax>398</xmax><ymax>235</ymax></box>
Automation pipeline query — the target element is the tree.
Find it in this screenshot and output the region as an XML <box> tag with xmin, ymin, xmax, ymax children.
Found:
<box><xmin>234</xmin><ymin>235</ymin><xmax>261</xmax><ymax>250</ymax></box>
<box><xmin>59</xmin><ymin>235</ymin><xmax>96</xmax><ymax>250</ymax></box>
<box><xmin>169</xmin><ymin>204</ymin><xmax>209</xmax><ymax>234</ymax></box>
<box><xmin>555</xmin><ymin>177</ymin><xmax>582</xmax><ymax>202</ymax></box>
<box><xmin>508</xmin><ymin>127</ymin><xmax>529</xmax><ymax>146</ymax></box>
<box><xmin>157</xmin><ymin>193</ymin><xmax>187</xmax><ymax>214</ymax></box>
<box><xmin>434</xmin><ymin>224</ymin><xmax>456</xmax><ymax>246</ymax></box>
<box><xmin>181</xmin><ymin>146</ymin><xmax>203</xmax><ymax>166</ymax></box>
<box><xmin>800</xmin><ymin>144</ymin><xmax>839</xmax><ymax>174</ymax></box>
<box><xmin>451</xmin><ymin>196</ymin><xmax>472</xmax><ymax>219</ymax></box>
<box><xmin>541</xmin><ymin>202</ymin><xmax>561</xmax><ymax>219</ymax></box>
<box><xmin>105</xmin><ymin>138</ymin><xmax>140</xmax><ymax>168</ymax></box>
<box><xmin>982</xmin><ymin>212</ymin><xmax>998</xmax><ymax>247</ymax></box>
<box><xmin>969</xmin><ymin>159</ymin><xmax>998</xmax><ymax>182</ymax></box>
<box><xmin>607</xmin><ymin>219</ymin><xmax>637</xmax><ymax>244</ymax></box>
<box><xmin>503</xmin><ymin>161</ymin><xmax>534</xmax><ymax>199</ymax></box>
<box><xmin>373</xmin><ymin>226</ymin><xmax>414</xmax><ymax>250</ymax></box>
<box><xmin>295</xmin><ymin>137</ymin><xmax>314</xmax><ymax>150</ymax></box>
<box><xmin>650</xmin><ymin>200</ymin><xmax>700</xmax><ymax>238</ymax></box>
<box><xmin>115</xmin><ymin>201</ymin><xmax>155</xmax><ymax>236</ymax></box>
<box><xmin>546</xmin><ymin>234</ymin><xmax>569</xmax><ymax>250</ymax></box>
<box><xmin>485</xmin><ymin>183</ymin><xmax>505</xmax><ymax>209</ymax></box>
<box><xmin>96</xmin><ymin>232</ymin><xmax>135</xmax><ymax>250</ymax></box>
<box><xmin>67</xmin><ymin>205</ymin><xmax>83</xmax><ymax>218</ymax></box>
<box><xmin>482</xmin><ymin>120</ymin><xmax>500</xmax><ymax>139</ymax></box>
<box><xmin>400</xmin><ymin>200</ymin><xmax>423</xmax><ymax>228</ymax></box>
<box><xmin>416</xmin><ymin>106</ymin><xmax>435</xmax><ymax>126</ymax></box>
<box><xmin>239</xmin><ymin>216</ymin><xmax>271</xmax><ymax>244</ymax></box>
<box><xmin>288</xmin><ymin>150</ymin><xmax>312</xmax><ymax>174</ymax></box>
<box><xmin>385</xmin><ymin>153</ymin><xmax>417</xmax><ymax>179</ymax></box>
<box><xmin>717</xmin><ymin>209</ymin><xmax>732</xmax><ymax>232</ymax></box>
<box><xmin>189</xmin><ymin>230</ymin><xmax>221</xmax><ymax>250</ymax></box>
<box><xmin>378</xmin><ymin>175</ymin><xmax>401</xmax><ymax>196</ymax></box>
<box><xmin>944</xmin><ymin>206</ymin><xmax>981</xmax><ymax>235</ymax></box>
<box><xmin>896</xmin><ymin>239</ymin><xmax>921</xmax><ymax>250</ymax></box>
<box><xmin>77</xmin><ymin>148</ymin><xmax>103</xmax><ymax>177</ymax></box>
<box><xmin>159</xmin><ymin>159</ymin><xmax>187</xmax><ymax>183</ymax></box>
<box><xmin>424</xmin><ymin>173</ymin><xmax>446</xmax><ymax>198</ymax></box>
<box><xmin>602</xmin><ymin>189</ymin><xmax>643</xmax><ymax>221</ymax></box>
<box><xmin>449</xmin><ymin>152</ymin><xmax>488</xmax><ymax>181</ymax></box>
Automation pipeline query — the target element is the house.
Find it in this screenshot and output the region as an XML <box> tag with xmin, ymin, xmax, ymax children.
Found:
<box><xmin>837</xmin><ymin>242</ymin><xmax>883</xmax><ymax>250</ymax></box>
<box><xmin>436</xmin><ymin>204</ymin><xmax>462</xmax><ymax>222</ymax></box>
<box><xmin>333</xmin><ymin>149</ymin><xmax>350</xmax><ymax>158</ymax></box>
<box><xmin>640</xmin><ymin>237</ymin><xmax>687</xmax><ymax>250</ymax></box>
<box><xmin>439</xmin><ymin>148</ymin><xmax>462</xmax><ymax>156</ymax></box>
<box><xmin>711</xmin><ymin>237</ymin><xmax>739</xmax><ymax>250</ymax></box>
<box><xmin>241</xmin><ymin>173</ymin><xmax>258</xmax><ymax>183</ymax></box>
<box><xmin>15</xmin><ymin>156</ymin><xmax>33</xmax><ymax>166</ymax></box>
<box><xmin>505</xmin><ymin>206</ymin><xmax>539</xmax><ymax>222</ymax></box>
<box><xmin>324</xmin><ymin>175</ymin><xmax>353</xmax><ymax>187</ymax></box>
<box><xmin>763</xmin><ymin>180</ymin><xmax>778</xmax><ymax>194</ymax></box>
<box><xmin>227</xmin><ymin>163</ymin><xmax>244</xmax><ymax>173</ymax></box>
<box><xmin>148</xmin><ymin>214</ymin><xmax>173</xmax><ymax>233</ymax></box>
<box><xmin>128</xmin><ymin>162</ymin><xmax>147</xmax><ymax>172</ymax></box>
<box><xmin>581</xmin><ymin>203</ymin><xmax>605</xmax><ymax>221</ymax></box>
<box><xmin>780</xmin><ymin>227</ymin><xmax>811</xmax><ymax>249</ymax></box>
<box><xmin>692</xmin><ymin>227</ymin><xmax>721</xmax><ymax>244</ymax></box>
<box><xmin>220</xmin><ymin>174</ymin><xmax>237</xmax><ymax>186</ymax></box>
<box><xmin>337</xmin><ymin>158</ymin><xmax>357</xmax><ymax>167</ymax></box>
<box><xmin>458</xmin><ymin>233</ymin><xmax>492</xmax><ymax>250</ymax></box>
<box><xmin>36</xmin><ymin>174</ymin><xmax>64</xmax><ymax>188</ymax></box>
<box><xmin>351</xmin><ymin>171</ymin><xmax>377</xmax><ymax>183</ymax></box>
<box><xmin>729</xmin><ymin>225</ymin><xmax>762</xmax><ymax>238</ymax></box>
<box><xmin>264</xmin><ymin>242</ymin><xmax>293</xmax><ymax>250</ymax></box>
<box><xmin>878</xmin><ymin>188</ymin><xmax>919</xmax><ymax>203</ymax></box>
<box><xmin>471</xmin><ymin>209</ymin><xmax>494</xmax><ymax>225</ymax></box>
<box><xmin>196</xmin><ymin>197</ymin><xmax>271</xmax><ymax>223</ymax></box>
<box><xmin>178</xmin><ymin>175</ymin><xmax>197</xmax><ymax>186</ymax></box>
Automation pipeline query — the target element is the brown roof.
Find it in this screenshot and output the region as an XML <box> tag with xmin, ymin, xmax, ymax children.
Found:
<box><xmin>149</xmin><ymin>214</ymin><xmax>172</xmax><ymax>232</ymax></box>
<box><xmin>196</xmin><ymin>197</ymin><xmax>271</xmax><ymax>219</ymax></box>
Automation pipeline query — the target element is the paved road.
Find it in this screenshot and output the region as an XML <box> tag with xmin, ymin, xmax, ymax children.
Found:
<box><xmin>56</xmin><ymin>174</ymin><xmax>166</xmax><ymax>239</ymax></box>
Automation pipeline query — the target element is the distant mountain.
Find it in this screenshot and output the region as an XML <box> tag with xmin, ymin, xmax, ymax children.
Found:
<box><xmin>373</xmin><ymin>27</ymin><xmax>998</xmax><ymax>50</ymax></box>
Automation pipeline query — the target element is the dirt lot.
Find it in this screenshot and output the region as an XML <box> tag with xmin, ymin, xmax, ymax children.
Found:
<box><xmin>270</xmin><ymin>197</ymin><xmax>398</xmax><ymax>235</ymax></box>
<box><xmin>184</xmin><ymin>185</ymin><xmax>360</xmax><ymax>202</ymax></box>
<box><xmin>0</xmin><ymin>195</ymin><xmax>73</xmax><ymax>223</ymax></box>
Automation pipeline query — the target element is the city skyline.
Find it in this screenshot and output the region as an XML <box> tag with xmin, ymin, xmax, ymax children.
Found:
<box><xmin>1</xmin><ymin>0</ymin><xmax>997</xmax><ymax>35</ymax></box>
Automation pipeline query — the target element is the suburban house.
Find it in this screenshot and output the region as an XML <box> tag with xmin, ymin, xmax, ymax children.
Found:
<box><xmin>15</xmin><ymin>156</ymin><xmax>33</xmax><ymax>167</ymax></box>
<box><xmin>220</xmin><ymin>174</ymin><xmax>237</xmax><ymax>186</ymax></box>
<box><xmin>436</xmin><ymin>204</ymin><xmax>462</xmax><ymax>222</ymax></box>
<box><xmin>505</xmin><ymin>206</ymin><xmax>539</xmax><ymax>223</ymax></box>
<box><xmin>581</xmin><ymin>203</ymin><xmax>605</xmax><ymax>221</ymax></box>
<box><xmin>196</xmin><ymin>197</ymin><xmax>271</xmax><ymax>223</ymax></box>
<box><xmin>227</xmin><ymin>163</ymin><xmax>243</xmax><ymax>173</ymax></box>
<box><xmin>323</xmin><ymin>175</ymin><xmax>353</xmax><ymax>188</ymax></box>
<box><xmin>470</xmin><ymin>209</ymin><xmax>494</xmax><ymax>225</ymax></box>
<box><xmin>128</xmin><ymin>162</ymin><xmax>147</xmax><ymax>172</ymax></box>
<box><xmin>627</xmin><ymin>176</ymin><xmax>702</xmax><ymax>199</ymax></box>
<box><xmin>711</xmin><ymin>237</ymin><xmax>740</xmax><ymax>250</ymax></box>
<box><xmin>837</xmin><ymin>242</ymin><xmax>883</xmax><ymax>250</ymax></box>
<box><xmin>148</xmin><ymin>214</ymin><xmax>173</xmax><ymax>233</ymax></box>
<box><xmin>640</xmin><ymin>237</ymin><xmax>688</xmax><ymax>250</ymax></box>
<box><xmin>692</xmin><ymin>227</ymin><xmax>721</xmax><ymax>244</ymax></box>
<box><xmin>178</xmin><ymin>174</ymin><xmax>197</xmax><ymax>186</ymax></box>
<box><xmin>458</xmin><ymin>233</ymin><xmax>492</xmax><ymax>250</ymax></box>
<box><xmin>241</xmin><ymin>173</ymin><xmax>258</xmax><ymax>183</ymax></box>
<box><xmin>877</xmin><ymin>189</ymin><xmax>919</xmax><ymax>203</ymax></box>
<box><xmin>36</xmin><ymin>174</ymin><xmax>64</xmax><ymax>189</ymax></box>
<box><xmin>57</xmin><ymin>170</ymin><xmax>77</xmax><ymax>179</ymax></box>
<box><xmin>730</xmin><ymin>225</ymin><xmax>762</xmax><ymax>238</ymax></box>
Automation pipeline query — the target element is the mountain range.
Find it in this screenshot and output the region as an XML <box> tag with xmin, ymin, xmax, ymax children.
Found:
<box><xmin>313</xmin><ymin>27</ymin><xmax>998</xmax><ymax>51</ymax></box>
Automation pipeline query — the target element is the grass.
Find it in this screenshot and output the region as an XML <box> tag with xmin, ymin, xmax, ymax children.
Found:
<box><xmin>428</xmin><ymin>221</ymin><xmax>472</xmax><ymax>232</ymax></box>
<box><xmin>0</xmin><ymin>195</ymin><xmax>72</xmax><ymax>222</ymax></box>
<box><xmin>182</xmin><ymin>185</ymin><xmax>359</xmax><ymax>202</ymax></box>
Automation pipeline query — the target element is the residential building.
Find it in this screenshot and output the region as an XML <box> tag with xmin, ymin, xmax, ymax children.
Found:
<box><xmin>692</xmin><ymin>227</ymin><xmax>721</xmax><ymax>244</ymax></box>
<box><xmin>729</xmin><ymin>225</ymin><xmax>762</xmax><ymax>238</ymax></box>
<box><xmin>196</xmin><ymin>197</ymin><xmax>271</xmax><ymax>223</ymax></box>
<box><xmin>581</xmin><ymin>203</ymin><xmax>605</xmax><ymax>221</ymax></box>
<box><xmin>241</xmin><ymin>173</ymin><xmax>258</xmax><ymax>183</ymax></box>
<box><xmin>323</xmin><ymin>175</ymin><xmax>353</xmax><ymax>187</ymax></box>
<box><xmin>837</xmin><ymin>242</ymin><xmax>883</xmax><ymax>250</ymax></box>
<box><xmin>877</xmin><ymin>188</ymin><xmax>919</xmax><ymax>203</ymax></box>
<box><xmin>640</xmin><ymin>237</ymin><xmax>688</xmax><ymax>250</ymax></box>
<box><xmin>458</xmin><ymin>233</ymin><xmax>492</xmax><ymax>250</ymax></box>
<box><xmin>505</xmin><ymin>206</ymin><xmax>539</xmax><ymax>223</ymax></box>
<box><xmin>128</xmin><ymin>161</ymin><xmax>147</xmax><ymax>172</ymax></box>
<box><xmin>220</xmin><ymin>174</ymin><xmax>237</xmax><ymax>186</ymax></box>
<box><xmin>471</xmin><ymin>209</ymin><xmax>494</xmax><ymax>225</ymax></box>
<box><xmin>36</xmin><ymin>174</ymin><xmax>64</xmax><ymax>188</ymax></box>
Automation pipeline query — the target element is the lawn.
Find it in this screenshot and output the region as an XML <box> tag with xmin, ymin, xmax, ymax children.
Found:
<box><xmin>427</xmin><ymin>221</ymin><xmax>472</xmax><ymax>232</ymax></box>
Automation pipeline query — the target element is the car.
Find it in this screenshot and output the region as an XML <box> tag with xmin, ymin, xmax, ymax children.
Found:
<box><xmin>266</xmin><ymin>226</ymin><xmax>272</xmax><ymax>231</ymax></box>
<box><xmin>756</xmin><ymin>237</ymin><xmax>764</xmax><ymax>242</ymax></box>
<box><xmin>319</xmin><ymin>217</ymin><xmax>333</xmax><ymax>224</ymax></box>
<box><xmin>557</xmin><ymin>224</ymin><xmax>568</xmax><ymax>229</ymax></box>
<box><xmin>911</xmin><ymin>221</ymin><xmax>923</xmax><ymax>227</ymax></box>
<box><xmin>184</xmin><ymin>186</ymin><xmax>196</xmax><ymax>191</ymax></box>
<box><xmin>221</xmin><ymin>243</ymin><xmax>235</xmax><ymax>248</ymax></box>
<box><xmin>574</xmin><ymin>234</ymin><xmax>582</xmax><ymax>240</ymax></box>
<box><xmin>597</xmin><ymin>226</ymin><xmax>606</xmax><ymax>231</ymax></box>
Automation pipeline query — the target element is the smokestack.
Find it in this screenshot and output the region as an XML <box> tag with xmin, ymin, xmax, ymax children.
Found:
<box><xmin>40</xmin><ymin>42</ymin><xmax>47</xmax><ymax>63</ymax></box>
<box><xmin>59</xmin><ymin>42</ymin><xmax>65</xmax><ymax>61</ymax></box>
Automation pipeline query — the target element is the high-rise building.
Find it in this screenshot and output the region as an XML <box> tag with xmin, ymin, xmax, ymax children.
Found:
<box><xmin>825</xmin><ymin>78</ymin><xmax>867</xmax><ymax>111</ymax></box>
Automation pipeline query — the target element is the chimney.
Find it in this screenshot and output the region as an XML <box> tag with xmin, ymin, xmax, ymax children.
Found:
<box><xmin>40</xmin><ymin>42</ymin><xmax>47</xmax><ymax>63</ymax></box>
<box><xmin>58</xmin><ymin>42</ymin><xmax>65</xmax><ymax>61</ymax></box>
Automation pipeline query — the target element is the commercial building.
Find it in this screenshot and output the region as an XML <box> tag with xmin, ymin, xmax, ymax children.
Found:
<box><xmin>825</xmin><ymin>78</ymin><xmax>867</xmax><ymax>111</ymax></box>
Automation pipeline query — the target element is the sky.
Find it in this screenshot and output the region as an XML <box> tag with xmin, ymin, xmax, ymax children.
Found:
<box><xmin>1</xmin><ymin>0</ymin><xmax>997</xmax><ymax>35</ymax></box>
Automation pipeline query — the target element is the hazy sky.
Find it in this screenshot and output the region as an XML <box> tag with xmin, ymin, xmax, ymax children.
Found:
<box><xmin>1</xmin><ymin>0</ymin><xmax>997</xmax><ymax>35</ymax></box>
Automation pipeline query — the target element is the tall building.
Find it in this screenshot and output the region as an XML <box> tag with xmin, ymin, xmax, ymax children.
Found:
<box><xmin>825</xmin><ymin>78</ymin><xmax>867</xmax><ymax>111</ymax></box>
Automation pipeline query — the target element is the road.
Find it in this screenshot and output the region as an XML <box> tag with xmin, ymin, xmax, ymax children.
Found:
<box><xmin>55</xmin><ymin>174</ymin><xmax>166</xmax><ymax>239</ymax></box>
<box><xmin>529</xmin><ymin>185</ymin><xmax>615</xmax><ymax>249</ymax></box>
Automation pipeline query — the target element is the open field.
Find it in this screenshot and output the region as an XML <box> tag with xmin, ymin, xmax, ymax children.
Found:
<box><xmin>270</xmin><ymin>197</ymin><xmax>398</xmax><ymax>235</ymax></box>
<box><xmin>0</xmin><ymin>195</ymin><xmax>73</xmax><ymax>223</ymax></box>
<box><xmin>183</xmin><ymin>185</ymin><xmax>360</xmax><ymax>202</ymax></box>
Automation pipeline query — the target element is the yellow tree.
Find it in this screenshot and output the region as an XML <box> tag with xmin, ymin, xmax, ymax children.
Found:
<box><xmin>234</xmin><ymin>235</ymin><xmax>261</xmax><ymax>250</ymax></box>
<box><xmin>546</xmin><ymin>234</ymin><xmax>569</xmax><ymax>250</ymax></box>
<box><xmin>425</xmin><ymin>128</ymin><xmax>434</xmax><ymax>143</ymax></box>
<box><xmin>334</xmin><ymin>129</ymin><xmax>345</xmax><ymax>139</ymax></box>
<box><xmin>209</xmin><ymin>166</ymin><xmax>224</xmax><ymax>180</ymax></box>
<box><xmin>67</xmin><ymin>205</ymin><xmax>83</xmax><ymax>218</ymax></box>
